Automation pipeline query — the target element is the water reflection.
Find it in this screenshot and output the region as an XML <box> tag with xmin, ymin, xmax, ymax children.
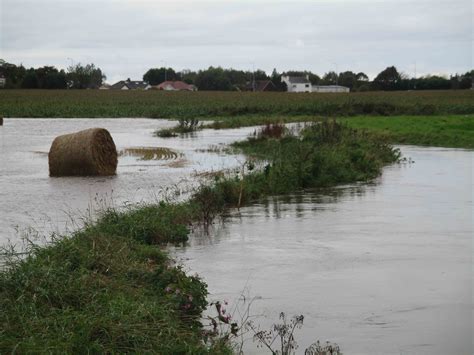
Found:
<box><xmin>171</xmin><ymin>146</ymin><xmax>473</xmax><ymax>355</ymax></box>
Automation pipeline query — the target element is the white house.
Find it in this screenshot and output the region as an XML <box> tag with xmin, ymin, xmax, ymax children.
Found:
<box><xmin>0</xmin><ymin>75</ymin><xmax>6</xmax><ymax>88</ymax></box>
<box><xmin>312</xmin><ymin>85</ymin><xmax>350</xmax><ymax>93</ymax></box>
<box><xmin>281</xmin><ymin>75</ymin><xmax>312</xmax><ymax>93</ymax></box>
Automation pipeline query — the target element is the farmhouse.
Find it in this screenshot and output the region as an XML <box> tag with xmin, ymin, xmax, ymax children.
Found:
<box><xmin>312</xmin><ymin>85</ymin><xmax>350</xmax><ymax>93</ymax></box>
<box><xmin>281</xmin><ymin>75</ymin><xmax>312</xmax><ymax>93</ymax></box>
<box><xmin>155</xmin><ymin>81</ymin><xmax>197</xmax><ymax>91</ymax></box>
<box><xmin>0</xmin><ymin>75</ymin><xmax>6</xmax><ymax>88</ymax></box>
<box><xmin>111</xmin><ymin>78</ymin><xmax>151</xmax><ymax>90</ymax></box>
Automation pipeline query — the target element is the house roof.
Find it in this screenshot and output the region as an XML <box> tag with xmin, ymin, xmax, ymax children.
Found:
<box><xmin>286</xmin><ymin>76</ymin><xmax>310</xmax><ymax>84</ymax></box>
<box><xmin>111</xmin><ymin>79</ymin><xmax>149</xmax><ymax>90</ymax></box>
<box><xmin>156</xmin><ymin>81</ymin><xmax>195</xmax><ymax>91</ymax></box>
<box><xmin>246</xmin><ymin>80</ymin><xmax>276</xmax><ymax>91</ymax></box>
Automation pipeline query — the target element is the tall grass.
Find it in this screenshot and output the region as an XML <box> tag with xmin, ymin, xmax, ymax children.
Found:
<box><xmin>1</xmin><ymin>90</ymin><xmax>473</xmax><ymax>118</ymax></box>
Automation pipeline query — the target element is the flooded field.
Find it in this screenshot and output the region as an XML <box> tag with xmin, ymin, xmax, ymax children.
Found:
<box><xmin>171</xmin><ymin>146</ymin><xmax>473</xmax><ymax>355</ymax></box>
<box><xmin>0</xmin><ymin>119</ymin><xmax>472</xmax><ymax>354</ymax></box>
<box><xmin>0</xmin><ymin>118</ymin><xmax>254</xmax><ymax>245</ymax></box>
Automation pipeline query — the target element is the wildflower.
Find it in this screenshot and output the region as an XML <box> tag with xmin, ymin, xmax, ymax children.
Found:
<box><xmin>175</xmin><ymin>288</ymin><xmax>181</xmax><ymax>295</ymax></box>
<box><xmin>165</xmin><ymin>286</ymin><xmax>172</xmax><ymax>293</ymax></box>
<box><xmin>188</xmin><ymin>295</ymin><xmax>193</xmax><ymax>302</ymax></box>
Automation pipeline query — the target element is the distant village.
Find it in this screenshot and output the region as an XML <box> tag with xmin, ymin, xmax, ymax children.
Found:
<box><xmin>1</xmin><ymin>59</ymin><xmax>473</xmax><ymax>92</ymax></box>
<box><xmin>99</xmin><ymin>76</ymin><xmax>350</xmax><ymax>93</ymax></box>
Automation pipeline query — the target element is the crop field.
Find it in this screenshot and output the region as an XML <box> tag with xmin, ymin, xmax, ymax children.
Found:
<box><xmin>1</xmin><ymin>89</ymin><xmax>474</xmax><ymax>118</ymax></box>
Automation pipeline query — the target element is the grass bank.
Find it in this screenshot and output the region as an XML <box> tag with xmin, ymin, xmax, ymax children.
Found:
<box><xmin>0</xmin><ymin>212</ymin><xmax>231</xmax><ymax>353</ymax></box>
<box><xmin>340</xmin><ymin>115</ymin><xmax>474</xmax><ymax>149</ymax></box>
<box><xmin>1</xmin><ymin>90</ymin><xmax>474</xmax><ymax>118</ymax></box>
<box><xmin>1</xmin><ymin>122</ymin><xmax>399</xmax><ymax>353</ymax></box>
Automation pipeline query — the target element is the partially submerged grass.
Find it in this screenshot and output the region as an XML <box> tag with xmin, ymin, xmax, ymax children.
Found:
<box><xmin>0</xmin><ymin>121</ymin><xmax>399</xmax><ymax>353</ymax></box>
<box><xmin>120</xmin><ymin>147</ymin><xmax>181</xmax><ymax>160</ymax></box>
<box><xmin>155</xmin><ymin>117</ymin><xmax>201</xmax><ymax>137</ymax></box>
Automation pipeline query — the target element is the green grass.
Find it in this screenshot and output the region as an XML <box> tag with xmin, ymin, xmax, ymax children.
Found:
<box><xmin>0</xmin><ymin>122</ymin><xmax>401</xmax><ymax>353</ymax></box>
<box><xmin>0</xmin><ymin>200</ymin><xmax>234</xmax><ymax>354</ymax></box>
<box><xmin>1</xmin><ymin>90</ymin><xmax>474</xmax><ymax>118</ymax></box>
<box><xmin>340</xmin><ymin>115</ymin><xmax>474</xmax><ymax>149</ymax></box>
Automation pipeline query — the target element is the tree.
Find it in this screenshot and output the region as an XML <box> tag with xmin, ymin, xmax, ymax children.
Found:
<box><xmin>321</xmin><ymin>71</ymin><xmax>338</xmax><ymax>85</ymax></box>
<box><xmin>356</xmin><ymin>72</ymin><xmax>369</xmax><ymax>82</ymax></box>
<box><xmin>270</xmin><ymin>69</ymin><xmax>288</xmax><ymax>91</ymax></box>
<box><xmin>21</xmin><ymin>69</ymin><xmax>39</xmax><ymax>89</ymax></box>
<box><xmin>0</xmin><ymin>60</ymin><xmax>27</xmax><ymax>88</ymax></box>
<box><xmin>373</xmin><ymin>66</ymin><xmax>401</xmax><ymax>90</ymax></box>
<box><xmin>35</xmin><ymin>66</ymin><xmax>67</xmax><ymax>89</ymax></box>
<box><xmin>143</xmin><ymin>67</ymin><xmax>177</xmax><ymax>85</ymax></box>
<box><xmin>194</xmin><ymin>67</ymin><xmax>232</xmax><ymax>91</ymax></box>
<box><xmin>67</xmin><ymin>63</ymin><xmax>106</xmax><ymax>89</ymax></box>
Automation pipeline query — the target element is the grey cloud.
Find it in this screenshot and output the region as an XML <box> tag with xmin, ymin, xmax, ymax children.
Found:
<box><xmin>1</xmin><ymin>0</ymin><xmax>471</xmax><ymax>81</ymax></box>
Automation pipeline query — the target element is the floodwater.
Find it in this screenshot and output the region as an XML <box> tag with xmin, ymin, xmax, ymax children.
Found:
<box><xmin>171</xmin><ymin>146</ymin><xmax>473</xmax><ymax>355</ymax></box>
<box><xmin>1</xmin><ymin>119</ymin><xmax>472</xmax><ymax>354</ymax></box>
<box><xmin>0</xmin><ymin>118</ymin><xmax>254</xmax><ymax>245</ymax></box>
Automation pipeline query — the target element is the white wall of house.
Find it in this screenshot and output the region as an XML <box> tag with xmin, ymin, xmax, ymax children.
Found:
<box><xmin>312</xmin><ymin>85</ymin><xmax>350</xmax><ymax>93</ymax></box>
<box><xmin>0</xmin><ymin>78</ymin><xmax>6</xmax><ymax>88</ymax></box>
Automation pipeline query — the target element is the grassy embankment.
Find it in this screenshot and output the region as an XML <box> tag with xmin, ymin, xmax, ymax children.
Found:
<box><xmin>0</xmin><ymin>121</ymin><xmax>399</xmax><ymax>353</ymax></box>
<box><xmin>205</xmin><ymin>114</ymin><xmax>474</xmax><ymax>149</ymax></box>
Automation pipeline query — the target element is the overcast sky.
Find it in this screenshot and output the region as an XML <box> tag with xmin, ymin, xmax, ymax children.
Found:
<box><xmin>1</xmin><ymin>0</ymin><xmax>472</xmax><ymax>83</ymax></box>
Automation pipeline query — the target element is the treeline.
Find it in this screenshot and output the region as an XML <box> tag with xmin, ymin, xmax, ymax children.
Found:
<box><xmin>150</xmin><ymin>66</ymin><xmax>473</xmax><ymax>91</ymax></box>
<box><xmin>1</xmin><ymin>58</ymin><xmax>472</xmax><ymax>91</ymax></box>
<box><xmin>144</xmin><ymin>67</ymin><xmax>369</xmax><ymax>91</ymax></box>
<box><xmin>0</xmin><ymin>60</ymin><xmax>105</xmax><ymax>89</ymax></box>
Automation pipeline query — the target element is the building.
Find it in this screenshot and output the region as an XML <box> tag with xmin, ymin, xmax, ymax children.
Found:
<box><xmin>99</xmin><ymin>84</ymin><xmax>111</xmax><ymax>90</ymax></box>
<box><xmin>312</xmin><ymin>85</ymin><xmax>350</xmax><ymax>93</ymax></box>
<box><xmin>0</xmin><ymin>75</ymin><xmax>6</xmax><ymax>88</ymax></box>
<box><xmin>281</xmin><ymin>75</ymin><xmax>312</xmax><ymax>93</ymax></box>
<box><xmin>155</xmin><ymin>81</ymin><xmax>197</xmax><ymax>91</ymax></box>
<box><xmin>245</xmin><ymin>80</ymin><xmax>277</xmax><ymax>92</ymax></box>
<box><xmin>111</xmin><ymin>78</ymin><xmax>151</xmax><ymax>90</ymax></box>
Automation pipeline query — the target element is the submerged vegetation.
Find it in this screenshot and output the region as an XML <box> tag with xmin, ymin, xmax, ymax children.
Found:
<box><xmin>155</xmin><ymin>117</ymin><xmax>201</xmax><ymax>137</ymax></box>
<box><xmin>1</xmin><ymin>90</ymin><xmax>474</xmax><ymax>118</ymax></box>
<box><xmin>119</xmin><ymin>147</ymin><xmax>181</xmax><ymax>160</ymax></box>
<box><xmin>1</xmin><ymin>121</ymin><xmax>398</xmax><ymax>352</ymax></box>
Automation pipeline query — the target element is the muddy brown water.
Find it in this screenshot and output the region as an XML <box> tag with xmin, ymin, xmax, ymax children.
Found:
<box><xmin>0</xmin><ymin>118</ymin><xmax>254</xmax><ymax>244</ymax></box>
<box><xmin>0</xmin><ymin>119</ymin><xmax>472</xmax><ymax>354</ymax></box>
<box><xmin>170</xmin><ymin>146</ymin><xmax>473</xmax><ymax>355</ymax></box>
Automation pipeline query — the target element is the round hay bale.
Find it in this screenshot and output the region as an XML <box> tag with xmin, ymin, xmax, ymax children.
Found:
<box><xmin>48</xmin><ymin>128</ymin><xmax>118</xmax><ymax>177</ymax></box>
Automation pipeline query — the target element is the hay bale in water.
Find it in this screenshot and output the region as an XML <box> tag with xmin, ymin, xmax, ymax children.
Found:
<box><xmin>48</xmin><ymin>128</ymin><xmax>118</xmax><ymax>177</ymax></box>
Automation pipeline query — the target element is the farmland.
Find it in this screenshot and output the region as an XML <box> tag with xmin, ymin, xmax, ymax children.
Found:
<box><xmin>1</xmin><ymin>89</ymin><xmax>474</xmax><ymax>118</ymax></box>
